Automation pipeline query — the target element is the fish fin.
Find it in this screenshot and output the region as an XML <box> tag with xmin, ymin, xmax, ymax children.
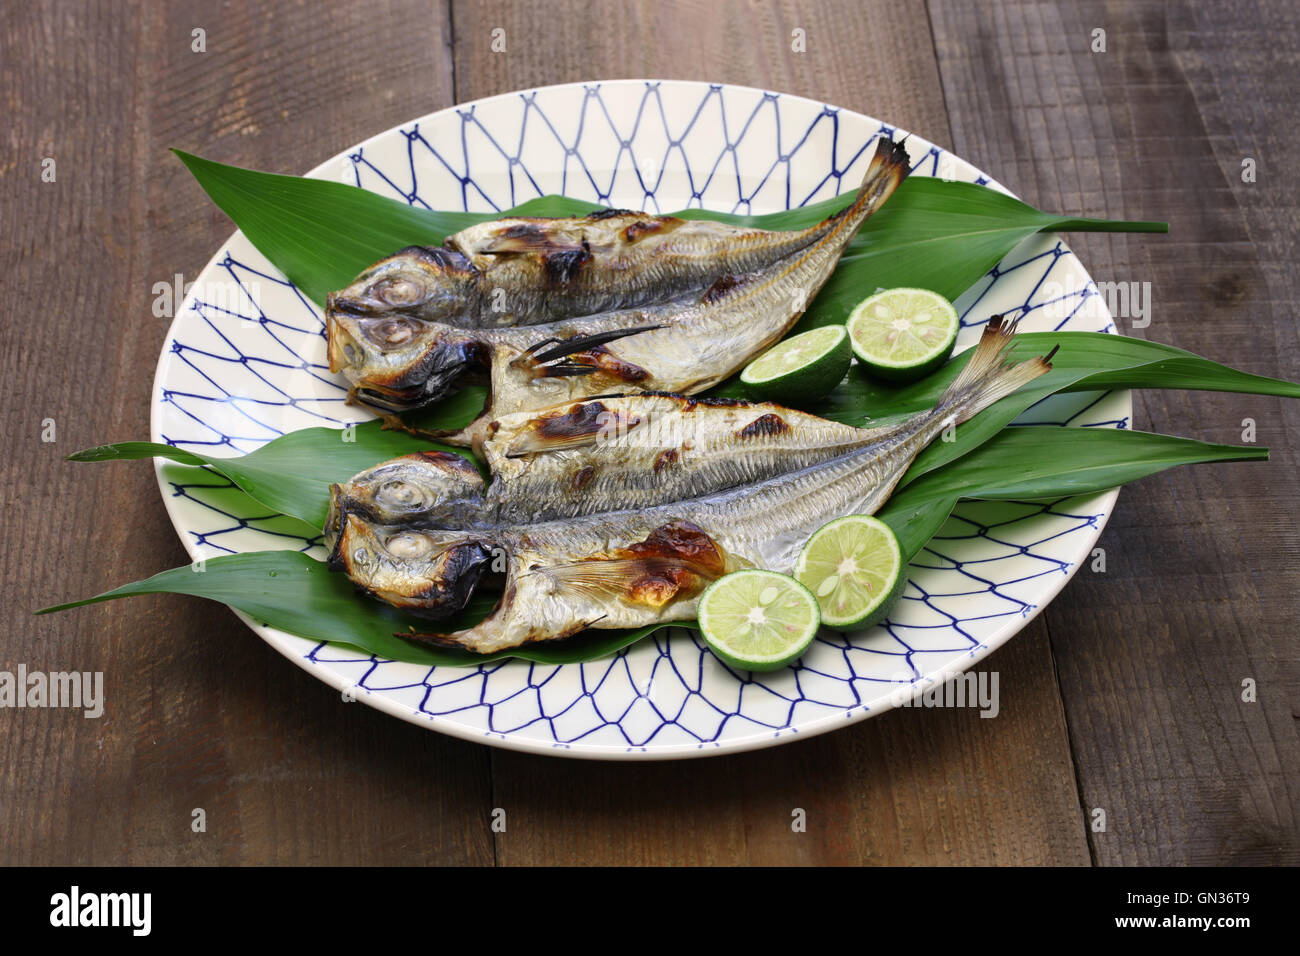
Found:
<box><xmin>937</xmin><ymin>315</ymin><xmax>1056</xmax><ymax>426</ymax></box>
<box><xmin>526</xmin><ymin>325</ymin><xmax>665</xmax><ymax>364</ymax></box>
<box><xmin>513</xmin><ymin>325</ymin><xmax>664</xmax><ymax>379</ymax></box>
<box><xmin>529</xmin><ymin>557</ymin><xmax>716</xmax><ymax>608</ymax></box>
<box><xmin>503</xmin><ymin>400</ymin><xmax>641</xmax><ymax>457</ymax></box>
<box><xmin>475</xmin><ymin>223</ymin><xmax>578</xmax><ymax>255</ymax></box>
<box><xmin>534</xmin><ymin>362</ymin><xmax>600</xmax><ymax>378</ymax></box>
<box><xmin>504</xmin><ymin>431</ymin><xmax>600</xmax><ymax>456</ymax></box>
<box><xmin>375</xmin><ymin>412</ymin><xmax>459</xmax><ymax>442</ymax></box>
<box><xmin>529</xmin><ymin>522</ymin><xmax>728</xmax><ymax>608</ymax></box>
<box><xmin>826</xmin><ymin>136</ymin><xmax>913</xmax><ymax>229</ymax></box>
<box><xmin>396</xmin><ymin>629</ymin><xmax>467</xmax><ymax>649</ymax></box>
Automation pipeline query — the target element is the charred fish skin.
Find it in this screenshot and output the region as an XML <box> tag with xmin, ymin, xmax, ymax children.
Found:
<box><xmin>325</xmin><ymin>137</ymin><xmax>913</xmax><ymax>425</ymax></box>
<box><xmin>332</xmin><ymin>319</ymin><xmax>1057</xmax><ymax>654</ymax></box>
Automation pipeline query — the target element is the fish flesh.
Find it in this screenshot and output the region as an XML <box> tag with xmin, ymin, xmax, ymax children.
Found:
<box><xmin>324</xmin><ymin>137</ymin><xmax>912</xmax><ymax>432</ymax></box>
<box><xmin>326</xmin><ymin>318</ymin><xmax>1057</xmax><ymax>653</ymax></box>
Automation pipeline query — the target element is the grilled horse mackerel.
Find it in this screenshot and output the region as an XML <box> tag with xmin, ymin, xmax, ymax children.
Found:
<box><xmin>330</xmin><ymin>392</ymin><xmax>901</xmax><ymax>530</ymax></box>
<box><xmin>328</xmin><ymin>138</ymin><xmax>910</xmax><ymax>330</ymax></box>
<box><xmin>325</xmin><ymin>138</ymin><xmax>912</xmax><ymax>434</ymax></box>
<box><xmin>327</xmin><ymin>319</ymin><xmax>1057</xmax><ymax>653</ymax></box>
<box><xmin>329</xmin><ymin>205</ymin><xmax>873</xmax><ymax>329</ymax></box>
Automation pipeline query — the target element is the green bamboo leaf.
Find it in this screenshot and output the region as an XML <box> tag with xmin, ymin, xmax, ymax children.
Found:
<box><xmin>78</xmin><ymin>331</ymin><xmax>1292</xmax><ymax>529</ymax></box>
<box><xmin>178</xmin><ymin>151</ymin><xmax>1164</xmax><ymax>311</ymax></box>
<box><xmin>175</xmin><ymin>150</ymin><xmax>492</xmax><ymax>306</ymax></box>
<box><xmin>69</xmin><ymin>424</ymin><xmax>477</xmax><ymax>528</ymax></box>
<box><xmin>42</xmin><ymin>427</ymin><xmax>1264</xmax><ymax>665</ymax></box>
<box><xmin>878</xmin><ymin>427</ymin><xmax>1269</xmax><ymax>558</ymax></box>
<box><xmin>829</xmin><ymin>332</ymin><xmax>1300</xmax><ymax>424</ymax></box>
<box><xmin>35</xmin><ymin>547</ymin><xmax>674</xmax><ymax>667</ymax></box>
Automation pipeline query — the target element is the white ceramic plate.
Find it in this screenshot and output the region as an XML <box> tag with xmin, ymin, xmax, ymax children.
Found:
<box><xmin>152</xmin><ymin>80</ymin><xmax>1126</xmax><ymax>759</ymax></box>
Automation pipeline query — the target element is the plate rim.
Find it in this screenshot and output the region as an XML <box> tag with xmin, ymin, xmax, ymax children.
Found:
<box><xmin>150</xmin><ymin>77</ymin><xmax>1125</xmax><ymax>760</ymax></box>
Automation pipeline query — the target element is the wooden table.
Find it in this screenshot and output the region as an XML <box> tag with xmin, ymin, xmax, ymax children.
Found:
<box><xmin>2</xmin><ymin>0</ymin><xmax>1295</xmax><ymax>866</ymax></box>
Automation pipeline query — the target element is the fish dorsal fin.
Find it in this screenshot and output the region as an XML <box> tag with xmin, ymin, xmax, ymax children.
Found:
<box><xmin>475</xmin><ymin>222</ymin><xmax>583</xmax><ymax>256</ymax></box>
<box><xmin>503</xmin><ymin>401</ymin><xmax>644</xmax><ymax>457</ymax></box>
<box><xmin>513</xmin><ymin>324</ymin><xmax>664</xmax><ymax>379</ymax></box>
<box><xmin>584</xmin><ymin>207</ymin><xmax>642</xmax><ymax>221</ymax></box>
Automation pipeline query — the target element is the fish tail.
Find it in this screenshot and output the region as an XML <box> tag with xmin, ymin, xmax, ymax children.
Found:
<box><xmin>829</xmin><ymin>136</ymin><xmax>913</xmax><ymax>230</ymax></box>
<box><xmin>935</xmin><ymin>315</ymin><xmax>1057</xmax><ymax>427</ymax></box>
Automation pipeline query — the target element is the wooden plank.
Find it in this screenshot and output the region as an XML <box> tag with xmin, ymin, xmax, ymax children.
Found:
<box><xmin>0</xmin><ymin>0</ymin><xmax>494</xmax><ymax>865</ymax></box>
<box><xmin>449</xmin><ymin>0</ymin><xmax>953</xmax><ymax>147</ymax></box>
<box><xmin>452</xmin><ymin>0</ymin><xmax>1090</xmax><ymax>866</ymax></box>
<box><xmin>927</xmin><ymin>0</ymin><xmax>1300</xmax><ymax>864</ymax></box>
<box><xmin>491</xmin><ymin>624</ymin><xmax>1089</xmax><ymax>866</ymax></box>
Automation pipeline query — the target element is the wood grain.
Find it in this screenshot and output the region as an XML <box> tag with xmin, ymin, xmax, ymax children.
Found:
<box><xmin>452</xmin><ymin>0</ymin><xmax>1089</xmax><ymax>866</ymax></box>
<box><xmin>0</xmin><ymin>0</ymin><xmax>493</xmax><ymax>866</ymax></box>
<box><xmin>926</xmin><ymin>0</ymin><xmax>1300</xmax><ymax>865</ymax></box>
<box><xmin>449</xmin><ymin>0</ymin><xmax>953</xmax><ymax>149</ymax></box>
<box><xmin>492</xmin><ymin>624</ymin><xmax>1089</xmax><ymax>865</ymax></box>
<box><xmin>0</xmin><ymin>0</ymin><xmax>1293</xmax><ymax>866</ymax></box>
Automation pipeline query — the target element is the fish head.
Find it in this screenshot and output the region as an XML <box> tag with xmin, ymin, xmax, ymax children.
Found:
<box><xmin>329</xmin><ymin>451</ymin><xmax>485</xmax><ymax>526</ymax></box>
<box><xmin>325</xmin><ymin>489</ymin><xmax>494</xmax><ymax>619</ymax></box>
<box><xmin>325</xmin><ymin>306</ymin><xmax>482</xmax><ymax>412</ymax></box>
<box><xmin>329</xmin><ymin>245</ymin><xmax>477</xmax><ymax>324</ymax></box>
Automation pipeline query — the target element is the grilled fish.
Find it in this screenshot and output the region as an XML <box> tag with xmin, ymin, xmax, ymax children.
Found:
<box><xmin>327</xmin><ymin>318</ymin><xmax>1057</xmax><ymax>653</ymax></box>
<box><xmin>333</xmin><ymin>394</ymin><xmax>892</xmax><ymax>530</ymax></box>
<box><xmin>325</xmin><ymin>137</ymin><xmax>912</xmax><ymax>431</ymax></box>
<box><xmin>328</xmin><ymin>204</ymin><xmax>859</xmax><ymax>329</ymax></box>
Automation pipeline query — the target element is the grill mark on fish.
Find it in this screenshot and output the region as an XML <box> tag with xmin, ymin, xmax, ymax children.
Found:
<box><xmin>653</xmin><ymin>449</ymin><xmax>679</xmax><ymax>473</ymax></box>
<box><xmin>622</xmin><ymin>219</ymin><xmax>668</xmax><ymax>242</ymax></box>
<box><xmin>531</xmin><ymin>522</ymin><xmax>726</xmax><ymax>608</ymax></box>
<box><xmin>544</xmin><ymin>240</ymin><xmax>592</xmax><ymax>285</ymax></box>
<box><xmin>535</xmin><ymin>345</ymin><xmax>651</xmax><ymax>384</ymax></box>
<box><xmin>690</xmin><ymin>396</ymin><xmax>750</xmax><ymax>409</ymax></box>
<box><xmin>503</xmin><ymin>401</ymin><xmax>645</xmax><ymax>457</ymax></box>
<box><xmin>586</xmin><ymin>207</ymin><xmax>639</xmax><ymax>221</ymax></box>
<box><xmin>570</xmin><ymin>465</ymin><xmax>596</xmax><ymax>491</ymax></box>
<box><xmin>736</xmin><ymin>413</ymin><xmax>789</xmax><ymax>438</ymax></box>
<box><xmin>623</xmin><ymin>521</ymin><xmax>726</xmax><ymax>572</ymax></box>
<box><xmin>412</xmin><ymin>450</ymin><xmax>480</xmax><ymax>474</ymax></box>
<box><xmin>494</xmin><ymin>224</ymin><xmax>551</xmax><ymax>248</ymax></box>
<box><xmin>700</xmin><ymin>273</ymin><xmax>747</xmax><ymax>304</ymax></box>
<box><xmin>399</xmin><ymin>245</ymin><xmax>467</xmax><ymax>269</ymax></box>
<box><xmin>536</xmin><ymin>401</ymin><xmax>609</xmax><ymax>439</ymax></box>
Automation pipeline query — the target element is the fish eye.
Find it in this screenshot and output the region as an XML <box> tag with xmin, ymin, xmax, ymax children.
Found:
<box><xmin>376</xmin><ymin>479</ymin><xmax>426</xmax><ymax>510</ymax></box>
<box><xmin>362</xmin><ymin>317</ymin><xmax>421</xmax><ymax>348</ymax></box>
<box><xmin>384</xmin><ymin>532</ymin><xmax>433</xmax><ymax>559</ymax></box>
<box><xmin>372</xmin><ymin>277</ymin><xmax>425</xmax><ymax>307</ymax></box>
